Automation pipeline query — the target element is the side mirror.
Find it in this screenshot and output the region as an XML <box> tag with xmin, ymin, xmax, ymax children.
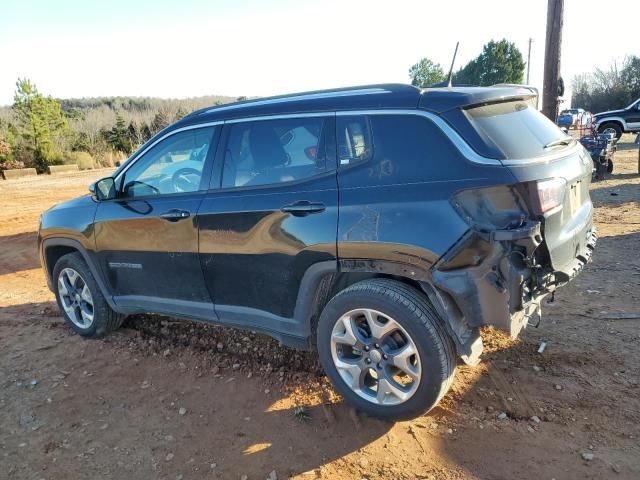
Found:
<box><xmin>91</xmin><ymin>177</ymin><xmax>116</xmax><ymax>201</ymax></box>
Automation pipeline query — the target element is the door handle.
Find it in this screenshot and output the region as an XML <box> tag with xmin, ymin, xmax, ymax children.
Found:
<box><xmin>280</xmin><ymin>201</ymin><xmax>326</xmax><ymax>216</ymax></box>
<box><xmin>160</xmin><ymin>209</ymin><xmax>191</xmax><ymax>221</ymax></box>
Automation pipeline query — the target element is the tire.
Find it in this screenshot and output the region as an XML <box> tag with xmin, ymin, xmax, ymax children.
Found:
<box><xmin>598</xmin><ymin>122</ymin><xmax>623</xmax><ymax>140</ymax></box>
<box><xmin>53</xmin><ymin>252</ymin><xmax>124</xmax><ymax>338</ymax></box>
<box><xmin>317</xmin><ymin>279</ymin><xmax>456</xmax><ymax>421</ymax></box>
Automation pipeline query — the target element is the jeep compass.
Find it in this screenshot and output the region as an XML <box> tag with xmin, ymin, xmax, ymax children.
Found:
<box><xmin>39</xmin><ymin>84</ymin><xmax>596</xmax><ymax>420</ymax></box>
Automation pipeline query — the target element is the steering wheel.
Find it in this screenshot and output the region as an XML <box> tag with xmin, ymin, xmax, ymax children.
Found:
<box><xmin>172</xmin><ymin>168</ymin><xmax>201</xmax><ymax>193</ymax></box>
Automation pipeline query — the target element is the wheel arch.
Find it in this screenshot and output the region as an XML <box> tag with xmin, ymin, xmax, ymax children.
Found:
<box><xmin>42</xmin><ymin>238</ymin><xmax>118</xmax><ymax>311</ymax></box>
<box><xmin>296</xmin><ymin>259</ymin><xmax>482</xmax><ymax>364</ymax></box>
<box><xmin>597</xmin><ymin>117</ymin><xmax>626</xmax><ymax>132</ymax></box>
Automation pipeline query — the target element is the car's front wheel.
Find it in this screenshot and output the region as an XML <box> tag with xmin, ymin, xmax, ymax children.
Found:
<box><xmin>53</xmin><ymin>252</ymin><xmax>124</xmax><ymax>338</ymax></box>
<box><xmin>317</xmin><ymin>279</ymin><xmax>456</xmax><ymax>421</ymax></box>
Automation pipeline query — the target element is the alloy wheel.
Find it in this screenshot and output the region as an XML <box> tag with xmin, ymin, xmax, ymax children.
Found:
<box><xmin>330</xmin><ymin>308</ymin><xmax>421</xmax><ymax>406</ymax></box>
<box><xmin>57</xmin><ymin>267</ymin><xmax>94</xmax><ymax>329</ymax></box>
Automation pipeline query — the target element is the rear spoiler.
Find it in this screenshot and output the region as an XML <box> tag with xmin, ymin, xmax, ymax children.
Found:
<box><xmin>419</xmin><ymin>85</ymin><xmax>539</xmax><ymax>114</ymax></box>
<box><xmin>492</xmin><ymin>84</ymin><xmax>539</xmax><ymax>109</ymax></box>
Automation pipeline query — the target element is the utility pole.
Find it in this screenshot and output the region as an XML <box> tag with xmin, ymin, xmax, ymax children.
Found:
<box><xmin>526</xmin><ymin>38</ymin><xmax>533</xmax><ymax>84</ymax></box>
<box><xmin>542</xmin><ymin>0</ymin><xmax>564</xmax><ymax>120</ymax></box>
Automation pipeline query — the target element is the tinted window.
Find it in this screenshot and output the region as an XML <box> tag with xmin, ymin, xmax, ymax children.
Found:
<box><xmin>122</xmin><ymin>127</ymin><xmax>216</xmax><ymax>198</ymax></box>
<box><xmin>337</xmin><ymin>116</ymin><xmax>373</xmax><ymax>166</ymax></box>
<box><xmin>465</xmin><ymin>100</ymin><xmax>571</xmax><ymax>159</ymax></box>
<box><xmin>338</xmin><ymin>114</ymin><xmax>464</xmax><ymax>185</ymax></box>
<box><xmin>222</xmin><ymin>117</ymin><xmax>327</xmax><ymax>188</ymax></box>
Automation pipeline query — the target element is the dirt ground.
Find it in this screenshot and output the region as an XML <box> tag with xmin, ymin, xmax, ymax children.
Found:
<box><xmin>1</xmin><ymin>137</ymin><xmax>639</xmax><ymax>480</ymax></box>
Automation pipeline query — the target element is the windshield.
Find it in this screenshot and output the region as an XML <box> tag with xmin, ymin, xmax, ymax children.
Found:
<box><xmin>626</xmin><ymin>98</ymin><xmax>640</xmax><ymax>109</ymax></box>
<box><xmin>464</xmin><ymin>100</ymin><xmax>571</xmax><ymax>159</ymax></box>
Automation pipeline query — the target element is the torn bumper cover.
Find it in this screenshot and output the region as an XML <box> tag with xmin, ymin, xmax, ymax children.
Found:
<box><xmin>431</xmin><ymin>220</ymin><xmax>597</xmax><ymax>341</ymax></box>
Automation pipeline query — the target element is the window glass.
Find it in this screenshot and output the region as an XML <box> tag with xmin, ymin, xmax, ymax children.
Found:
<box><xmin>337</xmin><ymin>116</ymin><xmax>373</xmax><ymax>166</ymax></box>
<box><xmin>122</xmin><ymin>127</ymin><xmax>215</xmax><ymax>198</ymax></box>
<box><xmin>464</xmin><ymin>100</ymin><xmax>571</xmax><ymax>159</ymax></box>
<box><xmin>370</xmin><ymin>115</ymin><xmax>455</xmax><ymax>182</ymax></box>
<box><xmin>338</xmin><ymin>114</ymin><xmax>466</xmax><ymax>186</ymax></box>
<box><xmin>222</xmin><ymin>117</ymin><xmax>326</xmax><ymax>188</ymax></box>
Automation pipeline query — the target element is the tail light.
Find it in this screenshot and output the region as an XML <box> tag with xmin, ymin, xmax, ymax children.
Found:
<box><xmin>534</xmin><ymin>178</ymin><xmax>566</xmax><ymax>214</ymax></box>
<box><xmin>451</xmin><ymin>185</ymin><xmax>528</xmax><ymax>231</ymax></box>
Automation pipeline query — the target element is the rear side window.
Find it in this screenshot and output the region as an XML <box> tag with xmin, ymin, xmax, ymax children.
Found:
<box><xmin>464</xmin><ymin>100</ymin><xmax>570</xmax><ymax>159</ymax></box>
<box><xmin>222</xmin><ymin>117</ymin><xmax>327</xmax><ymax>188</ymax></box>
<box><xmin>338</xmin><ymin>114</ymin><xmax>465</xmax><ymax>185</ymax></box>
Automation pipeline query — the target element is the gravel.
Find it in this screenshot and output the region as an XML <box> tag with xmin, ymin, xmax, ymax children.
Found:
<box><xmin>121</xmin><ymin>314</ymin><xmax>322</xmax><ymax>376</ymax></box>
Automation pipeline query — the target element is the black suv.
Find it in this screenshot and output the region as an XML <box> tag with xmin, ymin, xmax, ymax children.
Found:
<box><xmin>594</xmin><ymin>97</ymin><xmax>640</xmax><ymax>139</ymax></box>
<box><xmin>39</xmin><ymin>84</ymin><xmax>596</xmax><ymax>420</ymax></box>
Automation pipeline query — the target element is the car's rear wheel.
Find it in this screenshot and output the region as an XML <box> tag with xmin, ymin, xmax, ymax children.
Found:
<box><xmin>599</xmin><ymin>122</ymin><xmax>622</xmax><ymax>140</ymax></box>
<box><xmin>317</xmin><ymin>279</ymin><xmax>456</xmax><ymax>421</ymax></box>
<box><xmin>53</xmin><ymin>252</ymin><xmax>124</xmax><ymax>338</ymax></box>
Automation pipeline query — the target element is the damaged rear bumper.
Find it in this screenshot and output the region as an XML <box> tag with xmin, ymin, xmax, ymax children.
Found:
<box><xmin>431</xmin><ymin>220</ymin><xmax>597</xmax><ymax>343</ymax></box>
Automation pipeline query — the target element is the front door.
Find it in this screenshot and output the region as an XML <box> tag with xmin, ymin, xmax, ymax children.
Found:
<box><xmin>94</xmin><ymin>125</ymin><xmax>220</xmax><ymax>318</ymax></box>
<box><xmin>198</xmin><ymin>115</ymin><xmax>338</xmax><ymax>336</ymax></box>
<box><xmin>627</xmin><ymin>100</ymin><xmax>640</xmax><ymax>130</ymax></box>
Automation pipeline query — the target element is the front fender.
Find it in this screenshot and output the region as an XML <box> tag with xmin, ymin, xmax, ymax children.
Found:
<box><xmin>41</xmin><ymin>237</ymin><xmax>118</xmax><ymax>311</ymax></box>
<box><xmin>594</xmin><ymin>116</ymin><xmax>627</xmax><ymax>130</ymax></box>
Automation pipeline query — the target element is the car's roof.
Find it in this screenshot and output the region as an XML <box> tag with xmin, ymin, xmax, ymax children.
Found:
<box><xmin>176</xmin><ymin>83</ymin><xmax>538</xmax><ymax>127</ymax></box>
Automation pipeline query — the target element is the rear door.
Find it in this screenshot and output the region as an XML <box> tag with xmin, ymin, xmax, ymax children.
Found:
<box><xmin>197</xmin><ymin>114</ymin><xmax>337</xmax><ymax>335</ymax></box>
<box><xmin>94</xmin><ymin>125</ymin><xmax>220</xmax><ymax>317</ymax></box>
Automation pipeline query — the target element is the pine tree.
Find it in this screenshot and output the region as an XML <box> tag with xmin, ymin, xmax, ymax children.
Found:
<box><xmin>12</xmin><ymin>78</ymin><xmax>68</xmax><ymax>171</ymax></box>
<box><xmin>151</xmin><ymin>108</ymin><xmax>171</xmax><ymax>134</ymax></box>
<box><xmin>142</xmin><ymin>124</ymin><xmax>153</xmax><ymax>142</ymax></box>
<box><xmin>107</xmin><ymin>112</ymin><xmax>132</xmax><ymax>154</ymax></box>
<box><xmin>453</xmin><ymin>39</ymin><xmax>525</xmax><ymax>86</ymax></box>
<box><xmin>174</xmin><ymin>106</ymin><xmax>188</xmax><ymax>121</ymax></box>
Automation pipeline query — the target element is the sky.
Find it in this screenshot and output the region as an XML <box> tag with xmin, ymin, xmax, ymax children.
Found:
<box><xmin>0</xmin><ymin>0</ymin><xmax>638</xmax><ymax>106</ymax></box>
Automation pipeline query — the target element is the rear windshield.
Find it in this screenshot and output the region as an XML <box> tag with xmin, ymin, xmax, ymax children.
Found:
<box><xmin>464</xmin><ymin>100</ymin><xmax>571</xmax><ymax>159</ymax></box>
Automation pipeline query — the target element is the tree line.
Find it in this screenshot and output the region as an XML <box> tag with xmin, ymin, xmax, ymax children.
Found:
<box><xmin>408</xmin><ymin>39</ymin><xmax>526</xmax><ymax>88</ymax></box>
<box><xmin>0</xmin><ymin>79</ymin><xmax>236</xmax><ymax>172</ymax></box>
<box><xmin>409</xmin><ymin>40</ymin><xmax>640</xmax><ymax>115</ymax></box>
<box><xmin>571</xmin><ymin>56</ymin><xmax>640</xmax><ymax>113</ymax></box>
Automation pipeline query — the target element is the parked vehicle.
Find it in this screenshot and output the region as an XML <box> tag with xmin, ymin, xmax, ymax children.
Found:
<box><xmin>39</xmin><ymin>84</ymin><xmax>597</xmax><ymax>420</ymax></box>
<box><xmin>593</xmin><ymin>98</ymin><xmax>640</xmax><ymax>139</ymax></box>
<box><xmin>558</xmin><ymin>108</ymin><xmax>583</xmax><ymax>127</ymax></box>
<box><xmin>557</xmin><ymin>110</ymin><xmax>575</xmax><ymax>128</ymax></box>
<box><xmin>557</xmin><ymin>109</ymin><xmax>593</xmax><ymax>130</ymax></box>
